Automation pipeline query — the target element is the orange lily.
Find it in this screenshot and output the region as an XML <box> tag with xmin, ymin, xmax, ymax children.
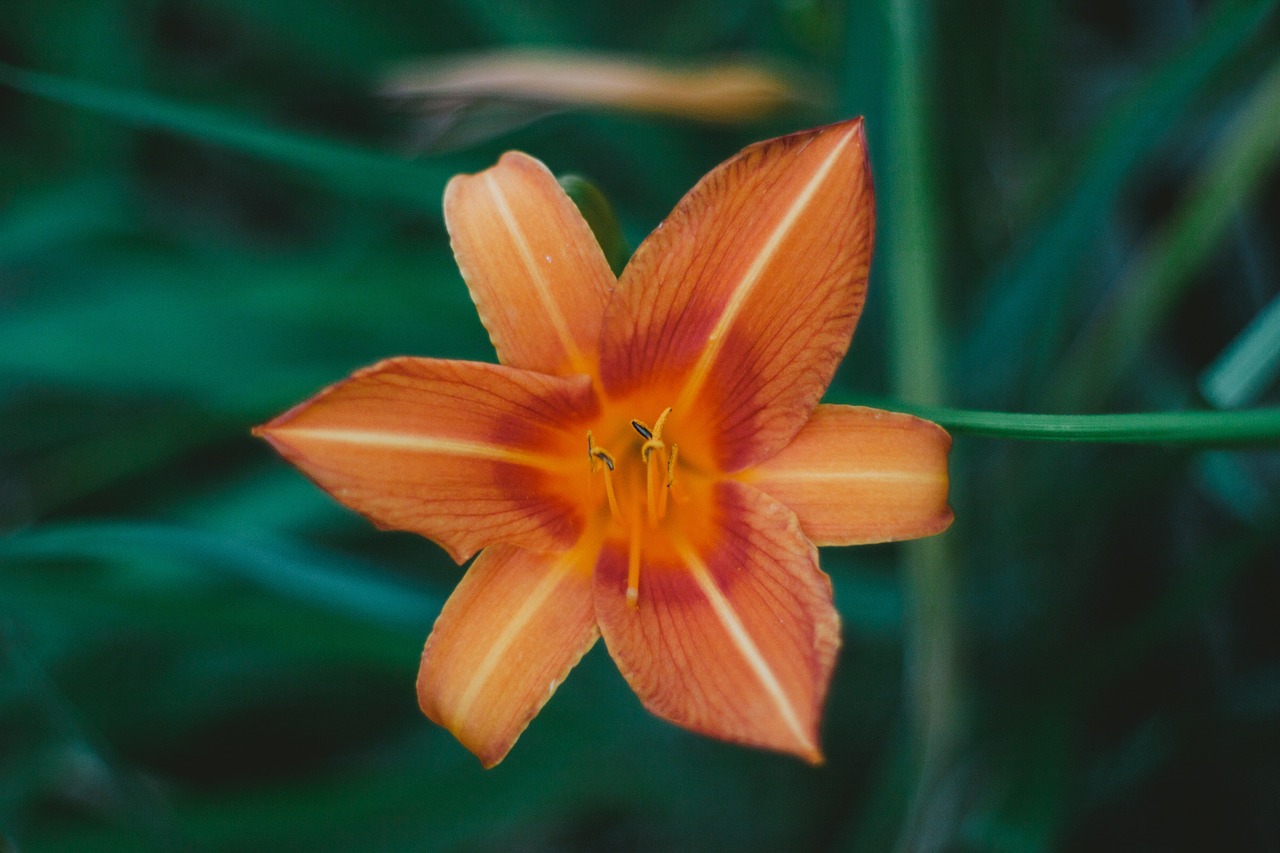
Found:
<box><xmin>255</xmin><ymin>118</ymin><xmax>952</xmax><ymax>768</ymax></box>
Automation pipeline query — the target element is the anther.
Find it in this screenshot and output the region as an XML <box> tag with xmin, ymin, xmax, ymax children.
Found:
<box><xmin>630</xmin><ymin>419</ymin><xmax>653</xmax><ymax>440</ymax></box>
<box><xmin>587</xmin><ymin>431</ymin><xmax>616</xmax><ymax>471</ymax></box>
<box><xmin>586</xmin><ymin>431</ymin><xmax>621</xmax><ymax>523</ymax></box>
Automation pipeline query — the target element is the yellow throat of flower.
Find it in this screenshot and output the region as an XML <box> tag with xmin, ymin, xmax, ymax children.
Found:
<box><xmin>586</xmin><ymin>406</ymin><xmax>686</xmax><ymax>609</ymax></box>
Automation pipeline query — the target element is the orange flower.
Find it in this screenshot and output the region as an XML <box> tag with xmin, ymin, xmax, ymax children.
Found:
<box><xmin>255</xmin><ymin>119</ymin><xmax>952</xmax><ymax>767</ymax></box>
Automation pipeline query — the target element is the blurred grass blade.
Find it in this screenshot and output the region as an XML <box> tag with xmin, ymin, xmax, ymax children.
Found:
<box><xmin>1199</xmin><ymin>289</ymin><xmax>1280</xmax><ymax>408</ymax></box>
<box><xmin>961</xmin><ymin>0</ymin><xmax>1277</xmax><ymax>403</ymax></box>
<box><xmin>0</xmin><ymin>249</ymin><xmax>486</xmax><ymax>415</ymax></box>
<box><xmin>10</xmin><ymin>410</ymin><xmax>233</xmax><ymax>517</ymax></box>
<box><xmin>0</xmin><ymin>522</ymin><xmax>440</xmax><ymax>629</ymax></box>
<box><xmin>0</xmin><ymin>63</ymin><xmax>452</xmax><ymax>211</ymax></box>
<box><xmin>878</xmin><ymin>1</ymin><xmax>964</xmax><ymax>850</ymax></box>
<box><xmin>0</xmin><ymin>178</ymin><xmax>131</xmax><ymax>263</ymax></box>
<box><xmin>1048</xmin><ymin>55</ymin><xmax>1280</xmax><ymax>409</ymax></box>
<box><xmin>558</xmin><ymin>174</ymin><xmax>630</xmax><ymax>275</ymax></box>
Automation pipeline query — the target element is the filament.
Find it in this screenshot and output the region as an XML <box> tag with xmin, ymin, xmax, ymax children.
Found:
<box><xmin>627</xmin><ymin>502</ymin><xmax>642</xmax><ymax>608</ymax></box>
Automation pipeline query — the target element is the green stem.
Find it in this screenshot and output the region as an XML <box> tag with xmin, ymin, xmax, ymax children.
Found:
<box><xmin>882</xmin><ymin>1</ymin><xmax>963</xmax><ymax>848</ymax></box>
<box><xmin>883</xmin><ymin>403</ymin><xmax>1280</xmax><ymax>445</ymax></box>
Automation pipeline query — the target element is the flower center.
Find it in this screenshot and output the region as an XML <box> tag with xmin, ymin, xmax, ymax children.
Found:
<box><xmin>586</xmin><ymin>406</ymin><xmax>680</xmax><ymax>609</ymax></box>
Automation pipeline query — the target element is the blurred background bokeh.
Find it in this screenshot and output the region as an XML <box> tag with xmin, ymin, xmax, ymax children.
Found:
<box><xmin>3</xmin><ymin>1</ymin><xmax>1279</xmax><ymax>850</ymax></box>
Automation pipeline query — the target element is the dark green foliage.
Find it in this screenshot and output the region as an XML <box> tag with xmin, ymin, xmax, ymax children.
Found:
<box><xmin>2</xmin><ymin>1</ymin><xmax>1278</xmax><ymax>849</ymax></box>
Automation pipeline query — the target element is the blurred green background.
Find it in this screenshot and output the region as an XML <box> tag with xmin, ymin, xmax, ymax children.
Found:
<box><xmin>3</xmin><ymin>0</ymin><xmax>1280</xmax><ymax>850</ymax></box>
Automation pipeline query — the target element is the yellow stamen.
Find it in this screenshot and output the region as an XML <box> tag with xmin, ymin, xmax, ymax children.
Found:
<box><xmin>627</xmin><ymin>502</ymin><xmax>642</xmax><ymax>608</ymax></box>
<box><xmin>586</xmin><ymin>430</ymin><xmax>601</xmax><ymax>468</ymax></box>
<box><xmin>587</xmin><ymin>431</ymin><xmax>622</xmax><ymax>524</ymax></box>
<box><xmin>645</xmin><ymin>445</ymin><xmax>659</xmax><ymax>527</ymax></box>
<box><xmin>638</xmin><ymin>407</ymin><xmax>676</xmax><ymax>526</ymax></box>
<box><xmin>658</xmin><ymin>443</ymin><xmax>677</xmax><ymax>519</ymax></box>
<box><xmin>602</xmin><ymin>465</ymin><xmax>621</xmax><ymax>524</ymax></box>
<box><xmin>652</xmin><ymin>407</ymin><xmax>672</xmax><ymax>440</ymax></box>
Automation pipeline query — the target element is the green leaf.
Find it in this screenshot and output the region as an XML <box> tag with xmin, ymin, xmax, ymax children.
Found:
<box><xmin>0</xmin><ymin>247</ymin><xmax>487</xmax><ymax>417</ymax></box>
<box><xmin>0</xmin><ymin>522</ymin><xmax>441</xmax><ymax>634</ymax></box>
<box><xmin>559</xmin><ymin>173</ymin><xmax>631</xmax><ymax>275</ymax></box>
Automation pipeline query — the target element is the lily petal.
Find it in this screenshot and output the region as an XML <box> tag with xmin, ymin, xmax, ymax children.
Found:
<box><xmin>254</xmin><ymin>357</ymin><xmax>597</xmax><ymax>563</ymax></box>
<box><xmin>594</xmin><ymin>481</ymin><xmax>840</xmax><ymax>762</ymax></box>
<box><xmin>445</xmin><ymin>151</ymin><xmax>615</xmax><ymax>377</ymax></box>
<box><xmin>599</xmin><ymin>119</ymin><xmax>874</xmax><ymax>472</ymax></box>
<box><xmin>742</xmin><ymin>405</ymin><xmax>953</xmax><ymax>545</ymax></box>
<box><xmin>383</xmin><ymin>51</ymin><xmax>805</xmax><ymax>127</ymax></box>
<box><xmin>418</xmin><ymin>542</ymin><xmax>600</xmax><ymax>768</ymax></box>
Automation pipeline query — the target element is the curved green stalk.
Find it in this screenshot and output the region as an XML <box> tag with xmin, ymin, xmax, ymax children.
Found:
<box><xmin>882</xmin><ymin>1</ymin><xmax>964</xmax><ymax>850</ymax></box>
<box><xmin>838</xmin><ymin>398</ymin><xmax>1280</xmax><ymax>445</ymax></box>
<box><xmin>907</xmin><ymin>404</ymin><xmax>1280</xmax><ymax>445</ymax></box>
